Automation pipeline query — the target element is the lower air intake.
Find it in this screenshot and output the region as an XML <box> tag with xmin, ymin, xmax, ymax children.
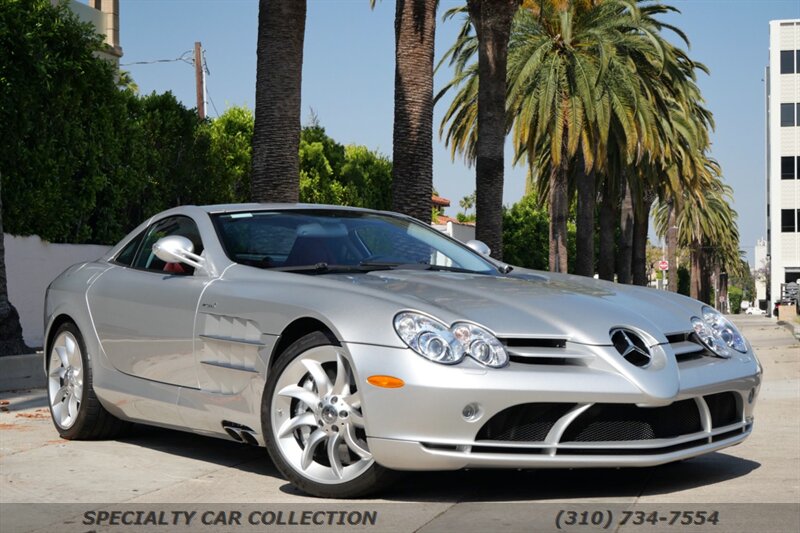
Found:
<box><xmin>561</xmin><ymin>399</ymin><xmax>702</xmax><ymax>442</ymax></box>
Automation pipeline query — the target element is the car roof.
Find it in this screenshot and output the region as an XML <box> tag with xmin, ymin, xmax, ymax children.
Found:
<box><xmin>199</xmin><ymin>203</ymin><xmax>392</xmax><ymax>216</ymax></box>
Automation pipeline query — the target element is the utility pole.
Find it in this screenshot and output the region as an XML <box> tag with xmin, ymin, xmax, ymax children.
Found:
<box><xmin>194</xmin><ymin>41</ymin><xmax>205</xmax><ymax>119</ymax></box>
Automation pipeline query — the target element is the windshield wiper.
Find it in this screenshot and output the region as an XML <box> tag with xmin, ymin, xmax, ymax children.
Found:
<box><xmin>358</xmin><ymin>261</ymin><xmax>490</xmax><ymax>275</ymax></box>
<box><xmin>271</xmin><ymin>262</ymin><xmax>394</xmax><ymax>274</ymax></box>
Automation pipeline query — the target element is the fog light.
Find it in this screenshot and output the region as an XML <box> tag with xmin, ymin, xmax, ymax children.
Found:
<box><xmin>462</xmin><ymin>402</ymin><xmax>482</xmax><ymax>421</ymax></box>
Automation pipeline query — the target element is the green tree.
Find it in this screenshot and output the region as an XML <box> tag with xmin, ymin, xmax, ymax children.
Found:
<box><xmin>298</xmin><ymin>125</ymin><xmax>392</xmax><ymax>209</ymax></box>
<box><xmin>502</xmin><ymin>192</ymin><xmax>575</xmax><ymax>271</ymax></box>
<box><xmin>251</xmin><ymin>0</ymin><xmax>307</xmax><ymax>203</ymax></box>
<box><xmin>198</xmin><ymin>106</ymin><xmax>255</xmax><ymax>203</ymax></box>
<box><xmin>1</xmin><ymin>0</ymin><xmax>127</xmax><ymax>243</ymax></box>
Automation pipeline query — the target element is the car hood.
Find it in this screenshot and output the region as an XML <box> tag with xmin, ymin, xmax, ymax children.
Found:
<box><xmin>331</xmin><ymin>269</ymin><xmax>701</xmax><ymax>346</ymax></box>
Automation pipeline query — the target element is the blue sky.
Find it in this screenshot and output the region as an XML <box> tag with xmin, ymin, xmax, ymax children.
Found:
<box><xmin>117</xmin><ymin>0</ymin><xmax>800</xmax><ymax>264</ymax></box>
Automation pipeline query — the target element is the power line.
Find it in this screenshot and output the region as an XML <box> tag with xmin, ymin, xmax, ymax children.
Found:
<box><xmin>121</xmin><ymin>50</ymin><xmax>193</xmax><ymax>67</ymax></box>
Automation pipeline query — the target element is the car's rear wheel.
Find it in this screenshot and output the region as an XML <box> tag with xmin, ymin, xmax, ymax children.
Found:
<box><xmin>47</xmin><ymin>322</ymin><xmax>128</xmax><ymax>440</ymax></box>
<box><xmin>263</xmin><ymin>331</ymin><xmax>393</xmax><ymax>498</ymax></box>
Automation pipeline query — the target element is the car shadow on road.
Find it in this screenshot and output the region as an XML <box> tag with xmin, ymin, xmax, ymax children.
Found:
<box><xmin>116</xmin><ymin>425</ymin><xmax>760</xmax><ymax>502</ymax></box>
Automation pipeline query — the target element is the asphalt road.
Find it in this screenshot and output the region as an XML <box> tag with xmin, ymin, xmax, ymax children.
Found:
<box><xmin>1</xmin><ymin>315</ymin><xmax>797</xmax><ymax>532</ymax></box>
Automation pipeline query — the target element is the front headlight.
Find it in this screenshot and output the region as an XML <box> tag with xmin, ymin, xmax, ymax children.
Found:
<box><xmin>393</xmin><ymin>312</ymin><xmax>508</xmax><ymax>368</ymax></box>
<box><xmin>691</xmin><ymin>306</ymin><xmax>748</xmax><ymax>357</ymax></box>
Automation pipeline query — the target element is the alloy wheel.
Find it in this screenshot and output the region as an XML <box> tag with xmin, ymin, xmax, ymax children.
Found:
<box><xmin>48</xmin><ymin>331</ymin><xmax>84</xmax><ymax>429</ymax></box>
<box><xmin>270</xmin><ymin>346</ymin><xmax>373</xmax><ymax>484</ymax></box>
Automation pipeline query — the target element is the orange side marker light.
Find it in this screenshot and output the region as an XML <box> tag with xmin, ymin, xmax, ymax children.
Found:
<box><xmin>367</xmin><ymin>375</ymin><xmax>405</xmax><ymax>388</ymax></box>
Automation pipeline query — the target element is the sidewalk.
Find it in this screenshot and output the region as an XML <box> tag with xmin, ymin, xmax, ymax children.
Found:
<box><xmin>0</xmin><ymin>353</ymin><xmax>43</xmax><ymax>392</ymax></box>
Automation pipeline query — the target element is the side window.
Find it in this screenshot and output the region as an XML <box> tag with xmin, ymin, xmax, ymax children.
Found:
<box><xmin>133</xmin><ymin>216</ymin><xmax>205</xmax><ymax>275</ymax></box>
<box><xmin>113</xmin><ymin>231</ymin><xmax>145</xmax><ymax>266</ymax></box>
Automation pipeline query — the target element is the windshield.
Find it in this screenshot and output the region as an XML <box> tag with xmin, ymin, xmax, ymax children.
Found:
<box><xmin>211</xmin><ymin>209</ymin><xmax>496</xmax><ymax>275</ymax></box>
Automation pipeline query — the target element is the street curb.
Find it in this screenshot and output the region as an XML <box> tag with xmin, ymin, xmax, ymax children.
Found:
<box><xmin>776</xmin><ymin>320</ymin><xmax>800</xmax><ymax>340</ymax></box>
<box><xmin>0</xmin><ymin>353</ymin><xmax>44</xmax><ymax>392</ymax></box>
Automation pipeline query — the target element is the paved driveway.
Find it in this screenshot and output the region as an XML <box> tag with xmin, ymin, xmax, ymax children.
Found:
<box><xmin>1</xmin><ymin>315</ymin><xmax>797</xmax><ymax>531</ymax></box>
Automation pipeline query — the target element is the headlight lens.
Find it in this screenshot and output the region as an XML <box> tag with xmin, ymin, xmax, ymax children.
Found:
<box><xmin>393</xmin><ymin>312</ymin><xmax>464</xmax><ymax>364</ymax></box>
<box><xmin>452</xmin><ymin>322</ymin><xmax>509</xmax><ymax>368</ymax></box>
<box><xmin>691</xmin><ymin>306</ymin><xmax>748</xmax><ymax>357</ymax></box>
<box><xmin>393</xmin><ymin>312</ymin><xmax>508</xmax><ymax>368</ymax></box>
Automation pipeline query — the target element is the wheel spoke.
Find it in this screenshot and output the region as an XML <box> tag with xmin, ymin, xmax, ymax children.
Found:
<box><xmin>344</xmin><ymin>423</ymin><xmax>372</xmax><ymax>460</ymax></box>
<box><xmin>73</xmin><ymin>383</ymin><xmax>83</xmax><ymax>400</ymax></box>
<box><xmin>55</xmin><ymin>346</ymin><xmax>69</xmax><ymax>369</ymax></box>
<box><xmin>52</xmin><ymin>401</ymin><xmax>64</xmax><ymax>424</ymax></box>
<box><xmin>67</xmin><ymin>394</ymin><xmax>79</xmax><ymax>420</ymax></box>
<box><xmin>301</xmin><ymin>359</ymin><xmax>332</xmax><ymax>397</ymax></box>
<box><xmin>300</xmin><ymin>429</ymin><xmax>327</xmax><ymax>470</ymax></box>
<box><xmin>349</xmin><ymin>409</ymin><xmax>365</xmax><ymax>428</ymax></box>
<box><xmin>65</xmin><ymin>335</ymin><xmax>80</xmax><ymax>368</ymax></box>
<box><xmin>347</xmin><ymin>390</ymin><xmax>362</xmax><ymax>408</ymax></box>
<box><xmin>278</xmin><ymin>385</ymin><xmax>320</xmax><ymax>409</ymax></box>
<box><xmin>49</xmin><ymin>366</ymin><xmax>66</xmax><ymax>380</ymax></box>
<box><xmin>327</xmin><ymin>431</ymin><xmax>344</xmax><ymax>479</ymax></box>
<box><xmin>332</xmin><ymin>353</ymin><xmax>349</xmax><ymax>396</ymax></box>
<box><xmin>278</xmin><ymin>412</ymin><xmax>317</xmax><ymax>438</ymax></box>
<box><xmin>52</xmin><ymin>386</ymin><xmax>68</xmax><ymax>407</ymax></box>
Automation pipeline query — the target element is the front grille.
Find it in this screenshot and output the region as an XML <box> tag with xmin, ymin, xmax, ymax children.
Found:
<box><xmin>560</xmin><ymin>400</ymin><xmax>702</xmax><ymax>442</ymax></box>
<box><xmin>476</xmin><ymin>403</ymin><xmax>576</xmax><ymax>442</ymax></box>
<box><xmin>704</xmin><ymin>392</ymin><xmax>740</xmax><ymax>427</ymax></box>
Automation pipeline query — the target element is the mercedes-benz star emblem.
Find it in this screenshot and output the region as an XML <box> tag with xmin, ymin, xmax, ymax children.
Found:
<box><xmin>610</xmin><ymin>328</ymin><xmax>652</xmax><ymax>367</ymax></box>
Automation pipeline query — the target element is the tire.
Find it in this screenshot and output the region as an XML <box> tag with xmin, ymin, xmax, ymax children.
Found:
<box><xmin>262</xmin><ymin>331</ymin><xmax>395</xmax><ymax>498</ymax></box>
<box><xmin>46</xmin><ymin>322</ymin><xmax>129</xmax><ymax>440</ymax></box>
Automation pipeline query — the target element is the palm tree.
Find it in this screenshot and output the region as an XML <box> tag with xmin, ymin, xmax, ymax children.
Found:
<box><xmin>654</xmin><ymin>168</ymin><xmax>740</xmax><ymax>304</ymax></box>
<box><xmin>0</xmin><ymin>179</ymin><xmax>31</xmax><ymax>356</ymax></box>
<box><xmin>390</xmin><ymin>0</ymin><xmax>437</xmax><ymax>222</ymax></box>
<box><xmin>251</xmin><ymin>0</ymin><xmax>307</xmax><ymax>203</ymax></box>
<box><xmin>463</xmin><ymin>0</ymin><xmax>520</xmax><ymax>258</ymax></box>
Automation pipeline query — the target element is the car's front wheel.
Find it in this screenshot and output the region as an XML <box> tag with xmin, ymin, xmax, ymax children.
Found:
<box><xmin>263</xmin><ymin>332</ymin><xmax>393</xmax><ymax>498</ymax></box>
<box><xmin>47</xmin><ymin>322</ymin><xmax>128</xmax><ymax>439</ymax></box>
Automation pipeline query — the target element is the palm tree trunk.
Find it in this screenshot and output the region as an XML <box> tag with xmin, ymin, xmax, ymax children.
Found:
<box><xmin>689</xmin><ymin>242</ymin><xmax>703</xmax><ymax>300</ymax></box>
<box><xmin>617</xmin><ymin>180</ymin><xmax>633</xmax><ymax>284</ymax></box>
<box><xmin>467</xmin><ymin>0</ymin><xmax>518</xmax><ymax>259</ymax></box>
<box><xmin>251</xmin><ymin>0</ymin><xmax>307</xmax><ymax>202</ymax></box>
<box><xmin>720</xmin><ymin>270</ymin><xmax>728</xmax><ymax>312</ymax></box>
<box><xmin>575</xmin><ymin>166</ymin><xmax>595</xmax><ymax>277</ymax></box>
<box><xmin>666</xmin><ymin>202</ymin><xmax>678</xmax><ymax>292</ymax></box>
<box><xmin>549</xmin><ymin>162</ymin><xmax>569</xmax><ymax>274</ymax></box>
<box><xmin>598</xmin><ymin>176</ymin><xmax>617</xmax><ymax>281</ymax></box>
<box><xmin>0</xmin><ymin>179</ymin><xmax>31</xmax><ymax>356</ymax></box>
<box><xmin>392</xmin><ymin>0</ymin><xmax>436</xmax><ymax>223</ymax></box>
<box><xmin>632</xmin><ymin>189</ymin><xmax>655</xmax><ymax>286</ymax></box>
<box><xmin>699</xmin><ymin>247</ymin><xmax>711</xmax><ymax>304</ymax></box>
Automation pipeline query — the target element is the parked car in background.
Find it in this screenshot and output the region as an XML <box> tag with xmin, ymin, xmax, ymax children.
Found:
<box><xmin>43</xmin><ymin>204</ymin><xmax>763</xmax><ymax>497</ymax></box>
<box><xmin>745</xmin><ymin>307</ymin><xmax>767</xmax><ymax>316</ymax></box>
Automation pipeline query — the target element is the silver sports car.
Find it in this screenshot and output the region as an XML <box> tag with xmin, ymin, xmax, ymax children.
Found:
<box><xmin>44</xmin><ymin>204</ymin><xmax>761</xmax><ymax>497</ymax></box>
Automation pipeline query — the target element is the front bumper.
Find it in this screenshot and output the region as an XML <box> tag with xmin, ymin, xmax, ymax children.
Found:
<box><xmin>344</xmin><ymin>342</ymin><xmax>760</xmax><ymax>471</ymax></box>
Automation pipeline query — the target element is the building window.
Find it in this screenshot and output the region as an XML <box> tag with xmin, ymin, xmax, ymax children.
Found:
<box><xmin>782</xmin><ymin>156</ymin><xmax>796</xmax><ymax>179</ymax></box>
<box><xmin>781</xmin><ymin>103</ymin><xmax>796</xmax><ymax>127</ymax></box>
<box><xmin>781</xmin><ymin>50</ymin><xmax>795</xmax><ymax>73</ymax></box>
<box><xmin>782</xmin><ymin>209</ymin><xmax>797</xmax><ymax>233</ymax></box>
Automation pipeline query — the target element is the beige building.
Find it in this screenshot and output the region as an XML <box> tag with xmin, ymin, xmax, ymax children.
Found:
<box><xmin>766</xmin><ymin>19</ymin><xmax>800</xmax><ymax>306</ymax></box>
<box><xmin>62</xmin><ymin>0</ymin><xmax>122</xmax><ymax>64</ymax></box>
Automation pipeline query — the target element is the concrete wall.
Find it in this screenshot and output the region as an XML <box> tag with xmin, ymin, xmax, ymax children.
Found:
<box><xmin>432</xmin><ymin>221</ymin><xmax>476</xmax><ymax>243</ymax></box>
<box><xmin>4</xmin><ymin>234</ymin><xmax>110</xmax><ymax>348</ymax></box>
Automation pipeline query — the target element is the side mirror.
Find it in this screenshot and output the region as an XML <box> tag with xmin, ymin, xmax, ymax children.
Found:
<box><xmin>153</xmin><ymin>235</ymin><xmax>204</xmax><ymax>270</ymax></box>
<box><xmin>466</xmin><ymin>239</ymin><xmax>491</xmax><ymax>256</ymax></box>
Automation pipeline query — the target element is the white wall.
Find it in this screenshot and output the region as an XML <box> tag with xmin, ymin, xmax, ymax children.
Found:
<box><xmin>4</xmin><ymin>234</ymin><xmax>110</xmax><ymax>348</ymax></box>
